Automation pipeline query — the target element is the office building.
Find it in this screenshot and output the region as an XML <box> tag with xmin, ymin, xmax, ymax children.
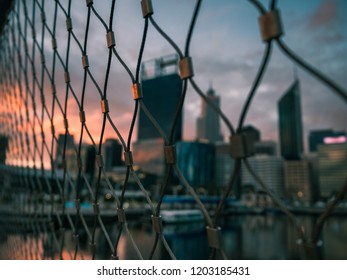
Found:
<box><xmin>80</xmin><ymin>144</ymin><xmax>96</xmax><ymax>182</ymax></box>
<box><xmin>308</xmin><ymin>129</ymin><xmax>347</xmax><ymax>152</ymax></box>
<box><xmin>241</xmin><ymin>155</ymin><xmax>284</xmax><ymax>197</ymax></box>
<box><xmin>196</xmin><ymin>86</ymin><xmax>223</xmax><ymax>143</ymax></box>
<box><xmin>102</xmin><ymin>138</ymin><xmax>123</xmax><ymax>171</ymax></box>
<box><xmin>318</xmin><ymin>143</ymin><xmax>347</xmax><ymax>199</ymax></box>
<box><xmin>55</xmin><ymin>134</ymin><xmax>77</xmax><ymax>172</ymax></box>
<box><xmin>241</xmin><ymin>125</ymin><xmax>261</xmax><ymax>143</ymax></box>
<box><xmin>284</xmin><ymin>159</ymin><xmax>314</xmax><ymax>203</ymax></box>
<box><xmin>255</xmin><ymin>140</ymin><xmax>277</xmax><ymax>156</ymax></box>
<box><xmin>0</xmin><ymin>134</ymin><xmax>8</xmax><ymax>164</ymax></box>
<box><xmin>132</xmin><ymin>138</ymin><xmax>165</xmax><ymax>176</ymax></box>
<box><xmin>176</xmin><ymin>141</ymin><xmax>215</xmax><ymax>189</ymax></box>
<box><xmin>138</xmin><ymin>54</ymin><xmax>183</xmax><ymax>142</ymax></box>
<box><xmin>214</xmin><ymin>143</ymin><xmax>236</xmax><ymax>189</ymax></box>
<box><xmin>278</xmin><ymin>80</ymin><xmax>303</xmax><ymax>160</ymax></box>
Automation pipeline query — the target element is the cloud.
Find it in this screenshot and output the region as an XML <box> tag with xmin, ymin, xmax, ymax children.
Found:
<box><xmin>308</xmin><ymin>0</ymin><xmax>338</xmax><ymax>30</ymax></box>
<box><xmin>289</xmin><ymin>0</ymin><xmax>346</xmax><ymax>52</ymax></box>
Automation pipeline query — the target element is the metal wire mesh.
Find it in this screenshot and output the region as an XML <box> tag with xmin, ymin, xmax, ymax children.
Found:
<box><xmin>0</xmin><ymin>0</ymin><xmax>346</xmax><ymax>260</ymax></box>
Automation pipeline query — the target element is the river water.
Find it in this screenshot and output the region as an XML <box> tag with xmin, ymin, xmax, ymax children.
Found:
<box><xmin>1</xmin><ymin>214</ymin><xmax>346</xmax><ymax>260</ymax></box>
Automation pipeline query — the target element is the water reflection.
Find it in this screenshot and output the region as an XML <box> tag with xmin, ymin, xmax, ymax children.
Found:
<box><xmin>1</xmin><ymin>214</ymin><xmax>347</xmax><ymax>260</ymax></box>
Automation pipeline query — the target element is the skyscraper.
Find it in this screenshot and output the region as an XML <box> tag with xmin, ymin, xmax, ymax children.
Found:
<box><xmin>284</xmin><ymin>159</ymin><xmax>315</xmax><ymax>203</ymax></box>
<box><xmin>0</xmin><ymin>134</ymin><xmax>8</xmax><ymax>164</ymax></box>
<box><xmin>176</xmin><ymin>141</ymin><xmax>215</xmax><ymax>189</ymax></box>
<box><xmin>102</xmin><ymin>138</ymin><xmax>123</xmax><ymax>171</ymax></box>
<box><xmin>82</xmin><ymin>144</ymin><xmax>96</xmax><ymax>183</ymax></box>
<box><xmin>196</xmin><ymin>86</ymin><xmax>223</xmax><ymax>143</ymax></box>
<box><xmin>55</xmin><ymin>134</ymin><xmax>76</xmax><ymax>171</ymax></box>
<box><xmin>134</xmin><ymin>55</ymin><xmax>183</xmax><ymax>186</ymax></box>
<box><xmin>318</xmin><ymin>143</ymin><xmax>347</xmax><ymax>198</ymax></box>
<box><xmin>137</xmin><ymin>54</ymin><xmax>183</xmax><ymax>142</ymax></box>
<box><xmin>278</xmin><ymin>79</ymin><xmax>303</xmax><ymax>160</ymax></box>
<box><xmin>214</xmin><ymin>143</ymin><xmax>236</xmax><ymax>189</ymax></box>
<box><xmin>308</xmin><ymin>129</ymin><xmax>347</xmax><ymax>152</ymax></box>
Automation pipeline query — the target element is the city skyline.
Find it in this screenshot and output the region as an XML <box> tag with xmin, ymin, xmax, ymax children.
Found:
<box><xmin>2</xmin><ymin>0</ymin><xmax>343</xmax><ymax>154</ymax></box>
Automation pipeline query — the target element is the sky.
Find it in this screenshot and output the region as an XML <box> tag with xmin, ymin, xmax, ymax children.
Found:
<box><xmin>74</xmin><ymin>0</ymin><xmax>347</xmax><ymax>149</ymax></box>
<box><xmin>3</xmin><ymin>0</ymin><xmax>347</xmax><ymax>162</ymax></box>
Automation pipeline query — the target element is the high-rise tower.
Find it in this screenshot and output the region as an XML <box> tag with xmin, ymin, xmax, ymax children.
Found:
<box><xmin>102</xmin><ymin>138</ymin><xmax>123</xmax><ymax>171</ymax></box>
<box><xmin>196</xmin><ymin>86</ymin><xmax>223</xmax><ymax>143</ymax></box>
<box><xmin>278</xmin><ymin>79</ymin><xmax>303</xmax><ymax>160</ymax></box>
<box><xmin>133</xmin><ymin>55</ymin><xmax>182</xmax><ymax>180</ymax></box>
<box><xmin>137</xmin><ymin>54</ymin><xmax>183</xmax><ymax>142</ymax></box>
<box><xmin>0</xmin><ymin>135</ymin><xmax>8</xmax><ymax>164</ymax></box>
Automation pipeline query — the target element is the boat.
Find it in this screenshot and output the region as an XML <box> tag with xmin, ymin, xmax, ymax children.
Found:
<box><xmin>160</xmin><ymin>209</ymin><xmax>204</xmax><ymax>223</ymax></box>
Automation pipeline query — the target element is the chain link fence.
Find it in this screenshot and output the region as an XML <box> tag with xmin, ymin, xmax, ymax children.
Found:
<box><xmin>0</xmin><ymin>0</ymin><xmax>346</xmax><ymax>260</ymax></box>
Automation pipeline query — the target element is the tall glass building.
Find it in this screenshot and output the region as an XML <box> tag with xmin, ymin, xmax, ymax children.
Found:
<box><xmin>138</xmin><ymin>55</ymin><xmax>183</xmax><ymax>142</ymax></box>
<box><xmin>0</xmin><ymin>135</ymin><xmax>8</xmax><ymax>164</ymax></box>
<box><xmin>318</xmin><ymin>143</ymin><xmax>347</xmax><ymax>198</ymax></box>
<box><xmin>196</xmin><ymin>87</ymin><xmax>223</xmax><ymax>143</ymax></box>
<box><xmin>102</xmin><ymin>138</ymin><xmax>123</xmax><ymax>171</ymax></box>
<box><xmin>176</xmin><ymin>141</ymin><xmax>215</xmax><ymax>189</ymax></box>
<box><xmin>278</xmin><ymin>80</ymin><xmax>303</xmax><ymax>160</ymax></box>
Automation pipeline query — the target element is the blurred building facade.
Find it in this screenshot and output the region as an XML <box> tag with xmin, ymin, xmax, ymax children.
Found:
<box><xmin>284</xmin><ymin>159</ymin><xmax>315</xmax><ymax>204</ymax></box>
<box><xmin>255</xmin><ymin>140</ymin><xmax>277</xmax><ymax>156</ymax></box>
<box><xmin>132</xmin><ymin>138</ymin><xmax>165</xmax><ymax>176</ymax></box>
<box><xmin>138</xmin><ymin>54</ymin><xmax>183</xmax><ymax>142</ymax></box>
<box><xmin>55</xmin><ymin>134</ymin><xmax>77</xmax><ymax>172</ymax></box>
<box><xmin>241</xmin><ymin>155</ymin><xmax>284</xmax><ymax>197</ymax></box>
<box><xmin>214</xmin><ymin>143</ymin><xmax>235</xmax><ymax>189</ymax></box>
<box><xmin>0</xmin><ymin>134</ymin><xmax>8</xmax><ymax>164</ymax></box>
<box><xmin>196</xmin><ymin>86</ymin><xmax>223</xmax><ymax>143</ymax></box>
<box><xmin>278</xmin><ymin>80</ymin><xmax>303</xmax><ymax>160</ymax></box>
<box><xmin>102</xmin><ymin>138</ymin><xmax>123</xmax><ymax>171</ymax></box>
<box><xmin>176</xmin><ymin>141</ymin><xmax>215</xmax><ymax>190</ymax></box>
<box><xmin>318</xmin><ymin>143</ymin><xmax>347</xmax><ymax>198</ymax></box>
<box><xmin>133</xmin><ymin>54</ymin><xmax>183</xmax><ymax>190</ymax></box>
<box><xmin>241</xmin><ymin>125</ymin><xmax>261</xmax><ymax>143</ymax></box>
<box><xmin>308</xmin><ymin>129</ymin><xmax>347</xmax><ymax>152</ymax></box>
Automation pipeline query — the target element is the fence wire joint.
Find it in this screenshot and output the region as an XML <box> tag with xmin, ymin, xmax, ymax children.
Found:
<box><xmin>179</xmin><ymin>57</ymin><xmax>194</xmax><ymax>80</ymax></box>
<box><xmin>101</xmin><ymin>99</ymin><xmax>109</xmax><ymax>114</ymax></box>
<box><xmin>82</xmin><ymin>55</ymin><xmax>89</xmax><ymax>69</ymax></box>
<box><xmin>86</xmin><ymin>0</ymin><xmax>93</xmax><ymax>6</ymax></box>
<box><xmin>117</xmin><ymin>208</ymin><xmax>126</xmax><ymax>223</ymax></box>
<box><xmin>66</xmin><ymin>17</ymin><xmax>73</xmax><ymax>31</ymax></box>
<box><xmin>151</xmin><ymin>215</ymin><xmax>163</xmax><ymax>234</ymax></box>
<box><xmin>206</xmin><ymin>226</ymin><xmax>223</xmax><ymax>249</ymax></box>
<box><xmin>230</xmin><ymin>133</ymin><xmax>255</xmax><ymax>158</ymax></box>
<box><xmin>141</xmin><ymin>0</ymin><xmax>154</xmax><ymax>18</ymax></box>
<box><xmin>106</xmin><ymin>31</ymin><xmax>116</xmax><ymax>48</ymax></box>
<box><xmin>96</xmin><ymin>154</ymin><xmax>104</xmax><ymax>168</ymax></box>
<box><xmin>258</xmin><ymin>9</ymin><xmax>283</xmax><ymax>42</ymax></box>
<box><xmin>132</xmin><ymin>82</ymin><xmax>143</xmax><ymax>100</ymax></box>
<box><xmin>164</xmin><ymin>145</ymin><xmax>177</xmax><ymax>165</ymax></box>
<box><xmin>124</xmin><ymin>151</ymin><xmax>133</xmax><ymax>166</ymax></box>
